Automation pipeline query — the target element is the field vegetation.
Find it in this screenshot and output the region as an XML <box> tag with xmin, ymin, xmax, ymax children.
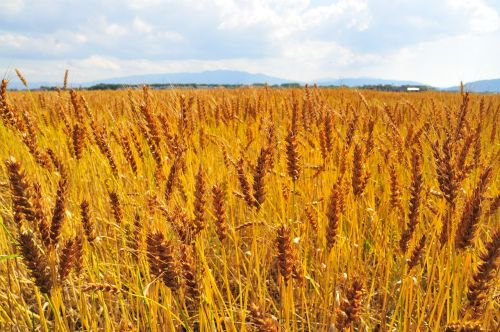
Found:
<box><xmin>0</xmin><ymin>73</ymin><xmax>498</xmax><ymax>331</ymax></box>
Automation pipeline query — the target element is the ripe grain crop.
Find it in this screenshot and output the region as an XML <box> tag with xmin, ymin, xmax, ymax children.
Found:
<box><xmin>0</xmin><ymin>78</ymin><xmax>498</xmax><ymax>331</ymax></box>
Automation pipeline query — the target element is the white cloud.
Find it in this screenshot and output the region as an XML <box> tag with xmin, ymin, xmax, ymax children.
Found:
<box><xmin>132</xmin><ymin>17</ymin><xmax>183</xmax><ymax>41</ymax></box>
<box><xmin>105</xmin><ymin>23</ymin><xmax>128</xmax><ymax>37</ymax></box>
<box><xmin>73</xmin><ymin>55</ymin><xmax>121</xmax><ymax>71</ymax></box>
<box><xmin>127</xmin><ymin>0</ymin><xmax>164</xmax><ymax>10</ymax></box>
<box><xmin>0</xmin><ymin>33</ymin><xmax>28</xmax><ymax>48</ymax></box>
<box><xmin>216</xmin><ymin>0</ymin><xmax>369</xmax><ymax>35</ymax></box>
<box><xmin>447</xmin><ymin>0</ymin><xmax>500</xmax><ymax>33</ymax></box>
<box><xmin>405</xmin><ymin>15</ymin><xmax>437</xmax><ymax>30</ymax></box>
<box><xmin>469</xmin><ymin>4</ymin><xmax>500</xmax><ymax>33</ymax></box>
<box><xmin>157</xmin><ymin>31</ymin><xmax>184</xmax><ymax>41</ymax></box>
<box><xmin>0</xmin><ymin>31</ymin><xmax>74</xmax><ymax>56</ymax></box>
<box><xmin>133</xmin><ymin>17</ymin><xmax>153</xmax><ymax>33</ymax></box>
<box><xmin>74</xmin><ymin>33</ymin><xmax>88</xmax><ymax>43</ymax></box>
<box><xmin>0</xmin><ymin>0</ymin><xmax>25</xmax><ymax>13</ymax></box>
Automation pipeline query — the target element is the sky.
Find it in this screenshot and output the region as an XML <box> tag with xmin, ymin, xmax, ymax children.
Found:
<box><xmin>1</xmin><ymin>0</ymin><xmax>499</xmax><ymax>87</ymax></box>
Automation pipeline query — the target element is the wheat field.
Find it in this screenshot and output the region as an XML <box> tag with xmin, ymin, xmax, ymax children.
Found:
<box><xmin>0</xmin><ymin>76</ymin><xmax>498</xmax><ymax>331</ymax></box>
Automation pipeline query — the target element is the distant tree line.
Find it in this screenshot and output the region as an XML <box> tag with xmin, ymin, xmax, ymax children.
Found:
<box><xmin>38</xmin><ymin>83</ymin><xmax>434</xmax><ymax>91</ymax></box>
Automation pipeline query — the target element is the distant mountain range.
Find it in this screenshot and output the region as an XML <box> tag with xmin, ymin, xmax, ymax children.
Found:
<box><xmin>90</xmin><ymin>71</ymin><xmax>425</xmax><ymax>88</ymax></box>
<box><xmin>6</xmin><ymin>69</ymin><xmax>500</xmax><ymax>93</ymax></box>
<box><xmin>88</xmin><ymin>70</ymin><xmax>295</xmax><ymax>86</ymax></box>
<box><xmin>444</xmin><ymin>79</ymin><xmax>500</xmax><ymax>93</ymax></box>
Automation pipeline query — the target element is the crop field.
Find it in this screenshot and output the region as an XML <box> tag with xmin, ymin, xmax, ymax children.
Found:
<box><xmin>0</xmin><ymin>77</ymin><xmax>498</xmax><ymax>331</ymax></box>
